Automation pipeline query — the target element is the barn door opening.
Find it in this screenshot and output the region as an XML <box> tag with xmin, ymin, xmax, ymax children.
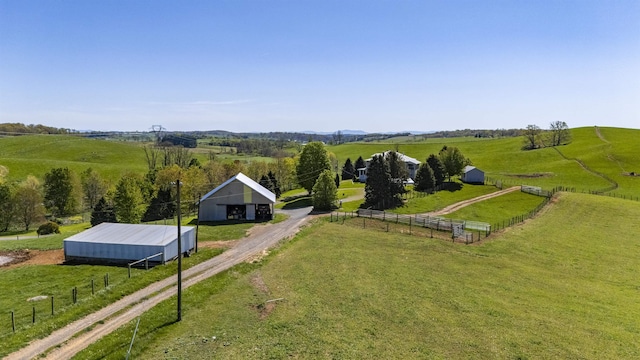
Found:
<box><xmin>255</xmin><ymin>204</ymin><xmax>272</xmax><ymax>221</ymax></box>
<box><xmin>226</xmin><ymin>205</ymin><xmax>246</xmax><ymax>220</ymax></box>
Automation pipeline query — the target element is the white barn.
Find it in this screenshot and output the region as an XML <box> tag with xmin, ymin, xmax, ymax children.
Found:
<box><xmin>64</xmin><ymin>223</ymin><xmax>195</xmax><ymax>265</ymax></box>
<box><xmin>199</xmin><ymin>172</ymin><xmax>276</xmax><ymax>221</ymax></box>
<box><xmin>461</xmin><ymin>166</ymin><xmax>485</xmax><ymax>184</ymax></box>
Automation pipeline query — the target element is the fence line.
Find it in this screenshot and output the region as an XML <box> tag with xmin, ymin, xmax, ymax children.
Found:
<box><xmin>330</xmin><ymin>210</ymin><xmax>491</xmax><ymax>244</ymax></box>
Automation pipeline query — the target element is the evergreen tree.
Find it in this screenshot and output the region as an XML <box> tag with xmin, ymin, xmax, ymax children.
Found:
<box><xmin>335</xmin><ymin>173</ymin><xmax>341</xmax><ymax>188</ymax></box>
<box><xmin>267</xmin><ymin>171</ymin><xmax>281</xmax><ymax>198</ymax></box>
<box><xmin>385</xmin><ymin>151</ymin><xmax>409</xmax><ymax>181</ymax></box>
<box><xmin>426</xmin><ymin>154</ymin><xmax>446</xmax><ymax>186</ymax></box>
<box><xmin>354</xmin><ymin>156</ymin><xmax>366</xmax><ymax>173</ymax></box>
<box><xmin>259</xmin><ymin>175</ymin><xmax>275</xmax><ymax>193</ymax></box>
<box><xmin>91</xmin><ymin>197</ymin><xmax>117</xmax><ymax>226</ymax></box>
<box><xmin>312</xmin><ymin>170</ymin><xmax>338</xmax><ymax>211</ymax></box>
<box><xmin>364</xmin><ymin>155</ymin><xmax>402</xmax><ymax>210</ymax></box>
<box><xmin>414</xmin><ymin>163</ymin><xmax>436</xmax><ymax>192</ymax></box>
<box><xmin>142</xmin><ymin>188</ymin><xmax>175</xmax><ymax>222</ymax></box>
<box><xmin>341</xmin><ymin>158</ymin><xmax>355</xmax><ymax>180</ymax></box>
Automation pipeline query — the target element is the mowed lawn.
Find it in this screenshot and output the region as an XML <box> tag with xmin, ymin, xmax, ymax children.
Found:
<box><xmin>78</xmin><ymin>192</ymin><xmax>640</xmax><ymax>359</ymax></box>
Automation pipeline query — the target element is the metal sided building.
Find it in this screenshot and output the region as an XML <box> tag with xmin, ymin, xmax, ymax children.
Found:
<box><xmin>63</xmin><ymin>222</ymin><xmax>195</xmax><ymax>265</ymax></box>
<box><xmin>461</xmin><ymin>166</ymin><xmax>485</xmax><ymax>184</ymax></box>
<box><xmin>199</xmin><ymin>172</ymin><xmax>276</xmax><ymax>221</ymax></box>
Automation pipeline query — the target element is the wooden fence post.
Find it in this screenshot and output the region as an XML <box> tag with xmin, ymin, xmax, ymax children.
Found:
<box><xmin>51</xmin><ymin>296</ymin><xmax>54</xmax><ymax>315</ymax></box>
<box><xmin>32</xmin><ymin>306</ymin><xmax>35</xmax><ymax>323</ymax></box>
<box><xmin>92</xmin><ymin>279</ymin><xmax>95</xmax><ymax>295</ymax></box>
<box><xmin>11</xmin><ymin>311</ymin><xmax>15</xmax><ymax>332</ymax></box>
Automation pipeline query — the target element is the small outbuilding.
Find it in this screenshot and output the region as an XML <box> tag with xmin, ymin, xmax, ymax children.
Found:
<box><xmin>461</xmin><ymin>166</ymin><xmax>485</xmax><ymax>184</ymax></box>
<box><xmin>63</xmin><ymin>222</ymin><xmax>195</xmax><ymax>265</ymax></box>
<box><xmin>199</xmin><ymin>172</ymin><xmax>276</xmax><ymax>221</ymax></box>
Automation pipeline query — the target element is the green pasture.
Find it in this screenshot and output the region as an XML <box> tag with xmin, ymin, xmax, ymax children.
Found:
<box><xmin>392</xmin><ymin>182</ymin><xmax>499</xmax><ymax>214</ymax></box>
<box><xmin>0</xmin><ymin>223</ymin><xmax>90</xmax><ymax>251</ymax></box>
<box><xmin>0</xmin><ymin>248</ymin><xmax>223</xmax><ymax>357</ymax></box>
<box><xmin>0</xmin><ymin>135</ymin><xmax>148</xmax><ymax>183</ymax></box>
<box><xmin>75</xmin><ymin>192</ymin><xmax>640</xmax><ymax>359</ymax></box>
<box><xmin>442</xmin><ymin>190</ymin><xmax>548</xmax><ymax>224</ymax></box>
<box><xmin>327</xmin><ymin>127</ymin><xmax>639</xmax><ymax>194</ymax></box>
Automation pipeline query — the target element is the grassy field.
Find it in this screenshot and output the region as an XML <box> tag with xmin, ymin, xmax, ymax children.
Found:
<box><xmin>0</xmin><ymin>135</ymin><xmax>149</xmax><ymax>183</ymax></box>
<box><xmin>327</xmin><ymin>126</ymin><xmax>639</xmax><ymax>195</ymax></box>
<box><xmin>73</xmin><ymin>192</ymin><xmax>640</xmax><ymax>359</ymax></box>
<box><xmin>442</xmin><ymin>190</ymin><xmax>548</xmax><ymax>224</ymax></box>
<box><xmin>0</xmin><ymin>247</ymin><xmax>223</xmax><ymax>357</ymax></box>
<box><xmin>392</xmin><ymin>182</ymin><xmax>499</xmax><ymax>214</ymax></box>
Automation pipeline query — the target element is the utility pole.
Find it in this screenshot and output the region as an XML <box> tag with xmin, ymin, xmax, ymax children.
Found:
<box><xmin>176</xmin><ymin>179</ymin><xmax>182</xmax><ymax>322</ymax></box>
<box><xmin>195</xmin><ymin>193</ymin><xmax>201</xmax><ymax>253</ymax></box>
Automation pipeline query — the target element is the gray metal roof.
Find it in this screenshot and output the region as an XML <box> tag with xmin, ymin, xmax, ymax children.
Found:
<box><xmin>464</xmin><ymin>165</ymin><xmax>482</xmax><ymax>173</ymax></box>
<box><xmin>64</xmin><ymin>223</ymin><xmax>194</xmax><ymax>246</ymax></box>
<box><xmin>367</xmin><ymin>151</ymin><xmax>421</xmax><ymax>165</ymax></box>
<box><xmin>200</xmin><ymin>172</ymin><xmax>276</xmax><ymax>203</ymax></box>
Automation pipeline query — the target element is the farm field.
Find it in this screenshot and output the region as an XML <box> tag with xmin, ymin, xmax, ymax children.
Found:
<box><xmin>0</xmin><ymin>217</ymin><xmax>275</xmax><ymax>357</ymax></box>
<box><xmin>0</xmin><ymin>248</ymin><xmax>223</xmax><ymax>357</ymax></box>
<box><xmin>0</xmin><ymin>135</ymin><xmax>148</xmax><ymax>183</ymax></box>
<box><xmin>74</xmin><ymin>192</ymin><xmax>640</xmax><ymax>359</ymax></box>
<box><xmin>327</xmin><ymin>126</ymin><xmax>639</xmax><ymax>195</ymax></box>
<box><xmin>442</xmin><ymin>190</ymin><xmax>548</xmax><ymax>225</ymax></box>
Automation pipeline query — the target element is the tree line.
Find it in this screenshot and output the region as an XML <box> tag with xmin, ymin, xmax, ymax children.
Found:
<box><xmin>522</xmin><ymin>121</ymin><xmax>572</xmax><ymax>150</ymax></box>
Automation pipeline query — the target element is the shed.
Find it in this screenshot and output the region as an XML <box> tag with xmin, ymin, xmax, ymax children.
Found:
<box><xmin>461</xmin><ymin>166</ymin><xmax>485</xmax><ymax>184</ymax></box>
<box><xmin>63</xmin><ymin>223</ymin><xmax>195</xmax><ymax>265</ymax></box>
<box><xmin>199</xmin><ymin>172</ymin><xmax>276</xmax><ymax>221</ymax></box>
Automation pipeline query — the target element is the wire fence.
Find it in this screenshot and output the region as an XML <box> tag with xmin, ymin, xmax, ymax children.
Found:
<box><xmin>329</xmin><ymin>210</ymin><xmax>491</xmax><ymax>244</ymax></box>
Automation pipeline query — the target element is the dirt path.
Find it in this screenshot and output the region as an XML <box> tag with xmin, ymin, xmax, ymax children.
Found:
<box><xmin>418</xmin><ymin>186</ymin><xmax>521</xmax><ymax>217</ymax></box>
<box><xmin>6</xmin><ymin>207</ymin><xmax>314</xmax><ymax>360</ymax></box>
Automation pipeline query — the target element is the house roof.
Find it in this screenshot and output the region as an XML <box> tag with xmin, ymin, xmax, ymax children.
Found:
<box><xmin>464</xmin><ymin>166</ymin><xmax>483</xmax><ymax>173</ymax></box>
<box><xmin>200</xmin><ymin>172</ymin><xmax>276</xmax><ymax>204</ymax></box>
<box><xmin>63</xmin><ymin>223</ymin><xmax>194</xmax><ymax>246</ymax></box>
<box><xmin>367</xmin><ymin>151</ymin><xmax>421</xmax><ymax>165</ymax></box>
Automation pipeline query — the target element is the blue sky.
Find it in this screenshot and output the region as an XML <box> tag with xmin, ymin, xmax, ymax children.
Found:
<box><xmin>1</xmin><ymin>0</ymin><xmax>638</xmax><ymax>133</ymax></box>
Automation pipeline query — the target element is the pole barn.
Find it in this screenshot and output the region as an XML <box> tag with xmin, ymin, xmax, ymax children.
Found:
<box><xmin>199</xmin><ymin>172</ymin><xmax>276</xmax><ymax>221</ymax></box>
<box><xmin>63</xmin><ymin>223</ymin><xmax>195</xmax><ymax>265</ymax></box>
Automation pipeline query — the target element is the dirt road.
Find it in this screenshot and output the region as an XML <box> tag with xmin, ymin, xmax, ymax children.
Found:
<box><xmin>6</xmin><ymin>207</ymin><xmax>313</xmax><ymax>360</ymax></box>
<box><xmin>420</xmin><ymin>186</ymin><xmax>521</xmax><ymax>217</ymax></box>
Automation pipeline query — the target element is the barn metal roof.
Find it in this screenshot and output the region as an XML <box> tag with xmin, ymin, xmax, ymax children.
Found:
<box><xmin>63</xmin><ymin>223</ymin><xmax>194</xmax><ymax>246</ymax></box>
<box><xmin>199</xmin><ymin>172</ymin><xmax>276</xmax><ymax>204</ymax></box>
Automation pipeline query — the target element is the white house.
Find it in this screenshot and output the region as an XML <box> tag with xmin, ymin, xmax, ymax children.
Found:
<box><xmin>64</xmin><ymin>223</ymin><xmax>195</xmax><ymax>265</ymax></box>
<box><xmin>199</xmin><ymin>173</ymin><xmax>276</xmax><ymax>221</ymax></box>
<box><xmin>461</xmin><ymin>166</ymin><xmax>485</xmax><ymax>184</ymax></box>
<box><xmin>358</xmin><ymin>151</ymin><xmax>421</xmax><ymax>182</ymax></box>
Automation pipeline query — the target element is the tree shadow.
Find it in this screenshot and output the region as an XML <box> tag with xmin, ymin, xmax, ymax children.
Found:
<box><xmin>442</xmin><ymin>182</ymin><xmax>463</xmax><ymax>192</ymax></box>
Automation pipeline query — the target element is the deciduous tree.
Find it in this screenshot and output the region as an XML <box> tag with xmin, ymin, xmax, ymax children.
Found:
<box><xmin>44</xmin><ymin>167</ymin><xmax>80</xmax><ymax>217</ymax></box>
<box><xmin>522</xmin><ymin>124</ymin><xmax>542</xmax><ymax>150</ymax></box>
<box><xmin>114</xmin><ymin>174</ymin><xmax>146</xmax><ymax>223</ymax></box>
<box><xmin>0</xmin><ymin>183</ymin><xmax>15</xmax><ymax>232</ymax></box>
<box><xmin>14</xmin><ymin>176</ymin><xmax>45</xmax><ymax>231</ymax></box>
<box><xmin>296</xmin><ymin>141</ymin><xmax>331</xmax><ymax>194</ymax></box>
<box><xmin>312</xmin><ymin>170</ymin><xmax>338</xmax><ymax>211</ymax></box>
<box><xmin>81</xmin><ymin>168</ymin><xmax>108</xmax><ymax>212</ymax></box>
<box><xmin>438</xmin><ymin>146</ymin><xmax>467</xmax><ymax>182</ymax></box>
<box><xmin>549</xmin><ymin>121</ymin><xmax>571</xmax><ymax>146</ymax></box>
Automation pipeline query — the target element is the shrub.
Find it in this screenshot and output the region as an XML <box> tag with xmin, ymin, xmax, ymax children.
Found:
<box><xmin>37</xmin><ymin>221</ymin><xmax>61</xmax><ymax>236</ymax></box>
